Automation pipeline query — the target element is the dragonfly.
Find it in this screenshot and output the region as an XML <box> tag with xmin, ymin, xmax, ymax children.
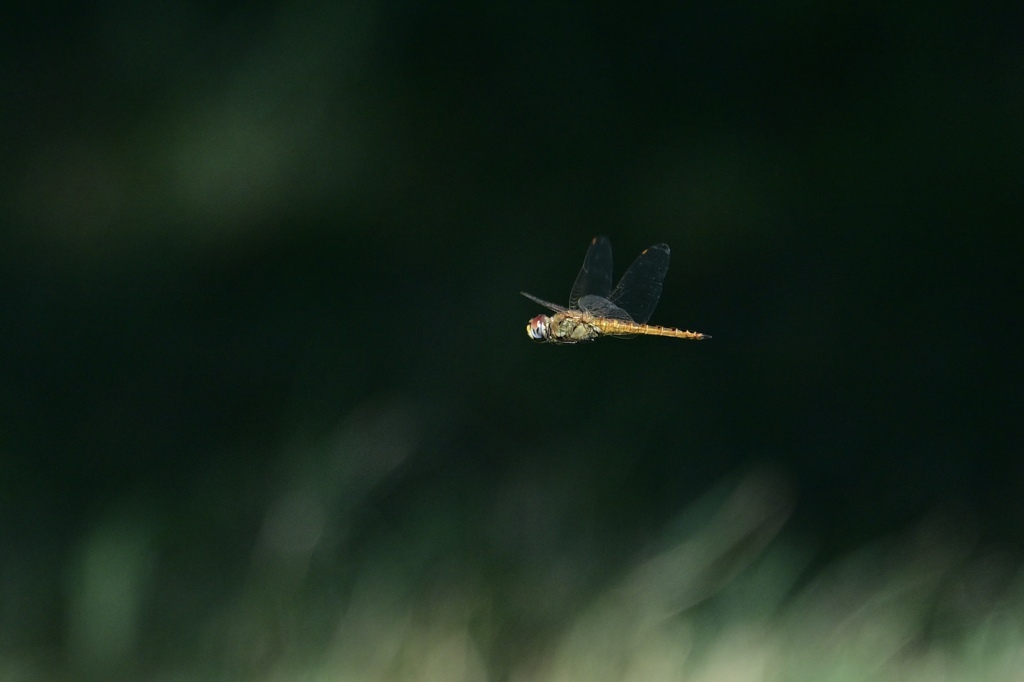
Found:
<box><xmin>521</xmin><ymin>236</ymin><xmax>710</xmax><ymax>344</ymax></box>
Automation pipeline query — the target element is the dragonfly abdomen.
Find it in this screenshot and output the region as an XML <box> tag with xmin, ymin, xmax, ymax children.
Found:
<box><xmin>594</xmin><ymin>318</ymin><xmax>709</xmax><ymax>340</ymax></box>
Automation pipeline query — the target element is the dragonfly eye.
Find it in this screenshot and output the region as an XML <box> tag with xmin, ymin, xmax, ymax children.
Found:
<box><xmin>527</xmin><ymin>315</ymin><xmax>549</xmax><ymax>341</ymax></box>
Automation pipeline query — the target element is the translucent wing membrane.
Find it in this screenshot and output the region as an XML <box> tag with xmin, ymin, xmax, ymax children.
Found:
<box><xmin>608</xmin><ymin>243</ymin><xmax>670</xmax><ymax>324</ymax></box>
<box><xmin>568</xmin><ymin>236</ymin><xmax>613</xmax><ymax>310</ymax></box>
<box><xmin>520</xmin><ymin>291</ymin><xmax>567</xmax><ymax>313</ymax></box>
<box><xmin>576</xmin><ymin>294</ymin><xmax>634</xmax><ymax>321</ymax></box>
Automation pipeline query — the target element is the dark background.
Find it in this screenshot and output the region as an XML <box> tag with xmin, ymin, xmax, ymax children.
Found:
<box><xmin>2</xmin><ymin>1</ymin><xmax>1022</xmax><ymax>678</ymax></box>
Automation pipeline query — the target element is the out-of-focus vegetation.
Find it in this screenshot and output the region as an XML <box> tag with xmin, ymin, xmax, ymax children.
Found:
<box><xmin>30</xmin><ymin>411</ymin><xmax>1024</xmax><ymax>681</ymax></box>
<box><xmin>2</xmin><ymin>2</ymin><xmax>1022</xmax><ymax>679</ymax></box>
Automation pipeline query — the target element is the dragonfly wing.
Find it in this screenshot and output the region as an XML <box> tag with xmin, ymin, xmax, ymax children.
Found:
<box><xmin>608</xmin><ymin>243</ymin><xmax>669</xmax><ymax>324</ymax></box>
<box><xmin>568</xmin><ymin>236</ymin><xmax>613</xmax><ymax>310</ymax></box>
<box><xmin>520</xmin><ymin>291</ymin><xmax>568</xmax><ymax>313</ymax></box>
<box><xmin>577</xmin><ymin>294</ymin><xmax>634</xmax><ymax>321</ymax></box>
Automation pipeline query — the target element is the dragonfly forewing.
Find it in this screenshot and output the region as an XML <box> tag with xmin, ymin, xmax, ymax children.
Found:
<box><xmin>568</xmin><ymin>236</ymin><xmax>613</xmax><ymax>310</ymax></box>
<box><xmin>520</xmin><ymin>291</ymin><xmax>567</xmax><ymax>314</ymax></box>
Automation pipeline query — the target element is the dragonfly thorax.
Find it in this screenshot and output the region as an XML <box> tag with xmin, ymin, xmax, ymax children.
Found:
<box><xmin>526</xmin><ymin>311</ymin><xmax>602</xmax><ymax>344</ymax></box>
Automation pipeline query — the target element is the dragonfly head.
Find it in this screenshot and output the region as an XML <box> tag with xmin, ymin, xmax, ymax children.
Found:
<box><xmin>526</xmin><ymin>314</ymin><xmax>550</xmax><ymax>342</ymax></box>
